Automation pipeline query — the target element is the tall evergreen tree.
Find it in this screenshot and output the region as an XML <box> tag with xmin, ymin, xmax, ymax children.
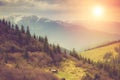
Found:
<box><xmin>26</xmin><ymin>26</ymin><xmax>31</xmax><ymax>37</ymax></box>
<box><xmin>7</xmin><ymin>21</ymin><xmax>11</xmax><ymax>29</ymax></box>
<box><xmin>21</xmin><ymin>25</ymin><xmax>25</xmax><ymax>33</ymax></box>
<box><xmin>15</xmin><ymin>24</ymin><xmax>19</xmax><ymax>32</ymax></box>
<box><xmin>53</xmin><ymin>44</ymin><xmax>57</xmax><ymax>53</ymax></box>
<box><xmin>44</xmin><ymin>36</ymin><xmax>48</xmax><ymax>43</ymax></box>
<box><xmin>26</xmin><ymin>26</ymin><xmax>31</xmax><ymax>44</ymax></box>
<box><xmin>56</xmin><ymin>44</ymin><xmax>61</xmax><ymax>53</ymax></box>
<box><xmin>39</xmin><ymin>36</ymin><xmax>44</xmax><ymax>42</ymax></box>
<box><xmin>70</xmin><ymin>48</ymin><xmax>80</xmax><ymax>60</ymax></box>
<box><xmin>33</xmin><ymin>34</ymin><xmax>36</xmax><ymax>39</ymax></box>
<box><xmin>43</xmin><ymin>41</ymin><xmax>49</xmax><ymax>53</ymax></box>
<box><xmin>12</xmin><ymin>24</ymin><xmax>14</xmax><ymax>29</ymax></box>
<box><xmin>2</xmin><ymin>18</ymin><xmax>5</xmax><ymax>24</ymax></box>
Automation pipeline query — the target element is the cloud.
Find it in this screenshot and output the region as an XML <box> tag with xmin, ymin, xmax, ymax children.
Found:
<box><xmin>0</xmin><ymin>0</ymin><xmax>63</xmax><ymax>9</ymax></box>
<box><xmin>0</xmin><ymin>0</ymin><xmax>69</xmax><ymax>8</ymax></box>
<box><xmin>0</xmin><ymin>0</ymin><xmax>119</xmax><ymax>11</ymax></box>
<box><xmin>0</xmin><ymin>1</ymin><xmax>6</xmax><ymax>6</ymax></box>
<box><xmin>0</xmin><ymin>0</ymin><xmax>119</xmax><ymax>21</ymax></box>
<box><xmin>0</xmin><ymin>0</ymin><xmax>34</xmax><ymax>7</ymax></box>
<box><xmin>0</xmin><ymin>0</ymin><xmax>68</xmax><ymax>19</ymax></box>
<box><xmin>36</xmin><ymin>0</ymin><xmax>67</xmax><ymax>4</ymax></box>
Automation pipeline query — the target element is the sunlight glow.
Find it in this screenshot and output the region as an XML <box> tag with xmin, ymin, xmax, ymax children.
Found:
<box><xmin>93</xmin><ymin>6</ymin><xmax>104</xmax><ymax>17</ymax></box>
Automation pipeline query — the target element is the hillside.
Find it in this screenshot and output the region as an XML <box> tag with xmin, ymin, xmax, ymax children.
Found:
<box><xmin>0</xmin><ymin>19</ymin><xmax>66</xmax><ymax>80</ymax></box>
<box><xmin>80</xmin><ymin>40</ymin><xmax>120</xmax><ymax>80</ymax></box>
<box><xmin>0</xmin><ymin>19</ymin><xmax>115</xmax><ymax>80</ymax></box>
<box><xmin>80</xmin><ymin>40</ymin><xmax>120</xmax><ymax>62</ymax></box>
<box><xmin>0</xmin><ymin>19</ymin><xmax>44</xmax><ymax>52</ymax></box>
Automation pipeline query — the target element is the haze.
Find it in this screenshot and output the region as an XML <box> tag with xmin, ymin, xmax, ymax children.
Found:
<box><xmin>0</xmin><ymin>0</ymin><xmax>120</xmax><ymax>50</ymax></box>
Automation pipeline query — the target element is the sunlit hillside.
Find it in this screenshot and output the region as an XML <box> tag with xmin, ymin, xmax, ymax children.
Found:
<box><xmin>55</xmin><ymin>58</ymin><xmax>113</xmax><ymax>80</ymax></box>
<box><xmin>80</xmin><ymin>41</ymin><xmax>120</xmax><ymax>62</ymax></box>
<box><xmin>56</xmin><ymin>60</ymin><xmax>85</xmax><ymax>80</ymax></box>
<box><xmin>0</xmin><ymin>19</ymin><xmax>116</xmax><ymax>80</ymax></box>
<box><xmin>0</xmin><ymin>0</ymin><xmax>120</xmax><ymax>80</ymax></box>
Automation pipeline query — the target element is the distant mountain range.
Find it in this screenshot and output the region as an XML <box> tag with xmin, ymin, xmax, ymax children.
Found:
<box><xmin>6</xmin><ymin>15</ymin><xmax>120</xmax><ymax>51</ymax></box>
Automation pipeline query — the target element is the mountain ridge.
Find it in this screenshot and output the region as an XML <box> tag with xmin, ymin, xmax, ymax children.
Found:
<box><xmin>5</xmin><ymin>15</ymin><xmax>120</xmax><ymax>51</ymax></box>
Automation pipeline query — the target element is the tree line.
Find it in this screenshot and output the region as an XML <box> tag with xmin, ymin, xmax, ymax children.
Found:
<box><xmin>0</xmin><ymin>19</ymin><xmax>68</xmax><ymax>66</ymax></box>
<box><xmin>70</xmin><ymin>45</ymin><xmax>120</xmax><ymax>80</ymax></box>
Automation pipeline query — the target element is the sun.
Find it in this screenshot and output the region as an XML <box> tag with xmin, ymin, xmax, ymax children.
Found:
<box><xmin>93</xmin><ymin>6</ymin><xmax>104</xmax><ymax>17</ymax></box>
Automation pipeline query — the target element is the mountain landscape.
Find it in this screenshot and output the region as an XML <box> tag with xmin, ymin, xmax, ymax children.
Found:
<box><xmin>0</xmin><ymin>0</ymin><xmax>120</xmax><ymax>80</ymax></box>
<box><xmin>0</xmin><ymin>19</ymin><xmax>118</xmax><ymax>80</ymax></box>
<box><xmin>6</xmin><ymin>15</ymin><xmax>120</xmax><ymax>51</ymax></box>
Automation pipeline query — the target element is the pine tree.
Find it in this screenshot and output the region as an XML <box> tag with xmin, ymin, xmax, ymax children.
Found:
<box><xmin>21</xmin><ymin>25</ymin><xmax>25</xmax><ymax>33</ymax></box>
<box><xmin>53</xmin><ymin>44</ymin><xmax>57</xmax><ymax>53</ymax></box>
<box><xmin>15</xmin><ymin>24</ymin><xmax>19</xmax><ymax>33</ymax></box>
<box><xmin>7</xmin><ymin>21</ymin><xmax>11</xmax><ymax>29</ymax></box>
<box><xmin>56</xmin><ymin>44</ymin><xmax>61</xmax><ymax>53</ymax></box>
<box><xmin>26</xmin><ymin>26</ymin><xmax>31</xmax><ymax>37</ymax></box>
<box><xmin>70</xmin><ymin>48</ymin><xmax>80</xmax><ymax>60</ymax></box>
<box><xmin>44</xmin><ymin>36</ymin><xmax>48</xmax><ymax>44</ymax></box>
<box><xmin>12</xmin><ymin>24</ymin><xmax>14</xmax><ymax>29</ymax></box>
<box><xmin>26</xmin><ymin>26</ymin><xmax>31</xmax><ymax>44</ymax></box>
<box><xmin>2</xmin><ymin>18</ymin><xmax>5</xmax><ymax>24</ymax></box>
<box><xmin>39</xmin><ymin>36</ymin><xmax>44</xmax><ymax>42</ymax></box>
<box><xmin>72</xmin><ymin>48</ymin><xmax>77</xmax><ymax>54</ymax></box>
<box><xmin>33</xmin><ymin>34</ymin><xmax>36</xmax><ymax>39</ymax></box>
<box><xmin>43</xmin><ymin>41</ymin><xmax>49</xmax><ymax>53</ymax></box>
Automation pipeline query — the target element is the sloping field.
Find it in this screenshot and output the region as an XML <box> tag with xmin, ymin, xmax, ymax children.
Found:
<box><xmin>80</xmin><ymin>41</ymin><xmax>120</xmax><ymax>62</ymax></box>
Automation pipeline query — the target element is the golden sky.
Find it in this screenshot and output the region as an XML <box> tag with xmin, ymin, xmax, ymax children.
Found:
<box><xmin>64</xmin><ymin>0</ymin><xmax>120</xmax><ymax>22</ymax></box>
<box><xmin>0</xmin><ymin>0</ymin><xmax>120</xmax><ymax>22</ymax></box>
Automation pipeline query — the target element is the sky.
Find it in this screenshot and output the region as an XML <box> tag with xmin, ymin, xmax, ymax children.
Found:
<box><xmin>0</xmin><ymin>0</ymin><xmax>120</xmax><ymax>22</ymax></box>
<box><xmin>0</xmin><ymin>0</ymin><xmax>120</xmax><ymax>50</ymax></box>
